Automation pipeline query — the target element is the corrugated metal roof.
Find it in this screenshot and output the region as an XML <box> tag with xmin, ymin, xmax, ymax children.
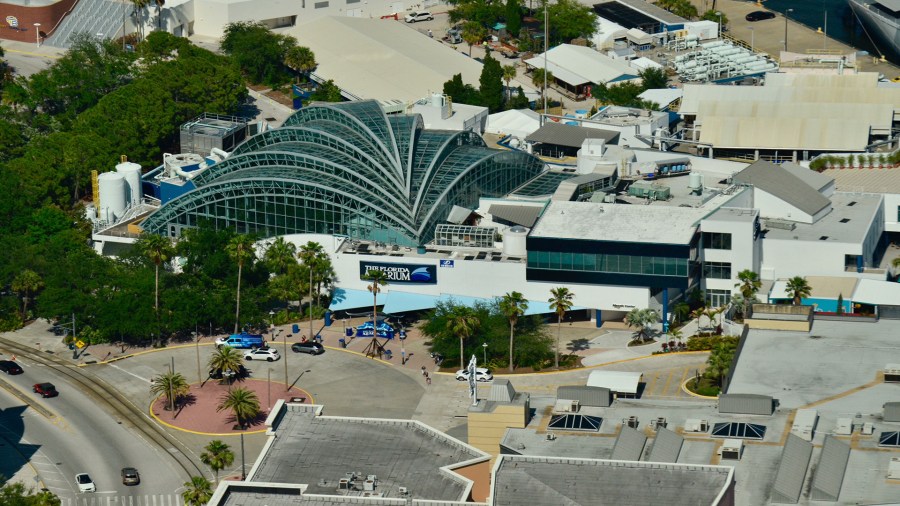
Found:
<box><xmin>718</xmin><ymin>393</ymin><xmax>774</xmax><ymax>415</ymax></box>
<box><xmin>876</xmin><ymin>0</ymin><xmax>900</xmax><ymax>11</ymax></box>
<box><xmin>488</xmin><ymin>204</ymin><xmax>544</xmax><ymax>227</ymax></box>
<box><xmin>810</xmin><ymin>436</ymin><xmax>851</xmax><ymax>501</ymax></box>
<box><xmin>615</xmin><ymin>0</ymin><xmax>688</xmax><ymax>24</ymax></box>
<box><xmin>780</xmin><ymin>163</ymin><xmax>834</xmax><ymax>192</ymax></box>
<box><xmin>526</xmin><ymin>122</ymin><xmax>620</xmax><ymax>148</ymax></box>
<box><xmin>884</xmin><ymin>402</ymin><xmax>900</xmax><ymax>422</ymax></box>
<box><xmin>824</xmin><ymin>167</ymin><xmax>900</xmax><ymax>195</ymax></box>
<box><xmin>525</xmin><ymin>44</ymin><xmax>639</xmax><ymax>86</ymax></box>
<box><xmin>695</xmin><ymin>101</ymin><xmax>892</xmax><ymax>131</ymax></box>
<box><xmin>734</xmin><ymin>160</ymin><xmax>831</xmax><ymax>216</ymax></box>
<box><xmin>851</xmin><ymin>278</ymin><xmax>900</xmax><ymax>305</ymax></box>
<box><xmin>611</xmin><ymin>426</ymin><xmax>647</xmax><ymax>461</ymax></box>
<box><xmin>587</xmin><ymin>370</ymin><xmax>642</xmax><ymax>394</ymax></box>
<box><xmin>771</xmin><ymin>434</ymin><xmax>813</xmax><ymax>504</ymax></box>
<box><xmin>648</xmin><ymin>427</ymin><xmax>683</xmax><ymax>463</ymax></box>
<box><xmin>446</xmin><ymin>205</ymin><xmax>473</xmax><ymax>225</ymax></box>
<box><xmin>556</xmin><ymin>386</ymin><xmax>612</xmax><ymax>407</ymax></box>
<box><xmin>770</xmin><ymin>276</ymin><xmax>859</xmax><ymax>301</ymax></box>
<box><xmin>488</xmin><ymin>379</ymin><xmax>517</xmax><ymax>403</ymax></box>
<box><xmin>698</xmin><ymin>116</ymin><xmax>872</xmax><ymax>151</ymax></box>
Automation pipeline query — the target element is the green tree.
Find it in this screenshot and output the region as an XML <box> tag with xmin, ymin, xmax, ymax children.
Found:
<box><xmin>785</xmin><ymin>276</ymin><xmax>812</xmax><ymax>305</ymax></box>
<box><xmin>136</xmin><ymin>233</ymin><xmax>174</xmax><ymax>321</ymax></box>
<box><xmin>207</xmin><ymin>346</ymin><xmax>244</xmax><ymax>383</ymax></box>
<box><xmin>671</xmin><ymin>0</ymin><xmax>698</xmax><ymax>19</ymax></box>
<box><xmin>501</xmin><ymin>64</ymin><xmax>517</xmax><ymax>102</ymax></box>
<box><xmin>672</xmin><ymin>301</ymin><xmax>690</xmax><ymax>325</ymax></box>
<box><xmin>11</xmin><ymin>269</ymin><xmax>43</xmax><ymax>319</ymax></box>
<box><xmin>639</xmin><ymin>67</ymin><xmax>668</xmax><ymax>89</ymax></box>
<box><xmin>311</xmin><ymin>79</ymin><xmax>343</xmax><ymax>102</ymax></box>
<box><xmin>0</xmin><ymin>481</ymin><xmax>60</xmax><ymax>506</ymax></box>
<box><xmin>479</xmin><ymin>53</ymin><xmax>504</xmax><ymax>112</ymax></box>
<box><xmin>226</xmin><ymin>234</ymin><xmax>256</xmax><ymax>333</ymax></box>
<box><xmin>182</xmin><ymin>476</ymin><xmax>213</xmax><ymax>506</ymax></box>
<box><xmin>443</xmin><ymin>73</ymin><xmax>479</xmax><ymax>105</ymax></box>
<box><xmin>220</xmin><ymin>21</ymin><xmax>296</xmax><ymax>86</ymax></box>
<box><xmin>200</xmin><ymin>440</ymin><xmax>234</xmax><ymax>484</ymax></box>
<box><xmin>447</xmin><ymin>305</ymin><xmax>479</xmax><ymax>367</ymax></box>
<box><xmin>462</xmin><ymin>21</ymin><xmax>487</xmax><ymax>57</ymax></box>
<box><xmin>700</xmin><ymin>9</ymin><xmax>728</xmax><ymax>27</ymax></box>
<box><xmin>498</xmin><ymin>291</ymin><xmax>528</xmax><ymax>372</ymax></box>
<box><xmin>625</xmin><ymin>307</ymin><xmax>659</xmax><ymax>342</ymax></box>
<box><xmin>263</xmin><ymin>237</ymin><xmax>297</xmax><ymax>276</ymax></box>
<box><xmin>363</xmin><ymin>269</ymin><xmax>388</xmax><ymax>343</ymax></box>
<box><xmin>547</xmin><ymin>0</ymin><xmax>597</xmax><ymax>44</ymax></box>
<box><xmin>507</xmin><ymin>86</ymin><xmax>530</xmax><ymax>109</ymax></box>
<box><xmin>284</xmin><ymin>45</ymin><xmax>316</xmax><ymax>83</ymax></box>
<box><xmin>504</xmin><ymin>0</ymin><xmax>522</xmax><ymax>36</ymax></box>
<box><xmin>704</xmin><ymin>341</ymin><xmax>737</xmax><ymax>388</ymax></box>
<box><xmin>150</xmin><ymin>370</ymin><xmax>189</xmax><ymax>411</ymax></box>
<box><xmin>669</xmin><ymin>327</ymin><xmax>683</xmax><ymax>345</ymax></box>
<box><xmin>735</xmin><ymin>269</ymin><xmax>761</xmax><ymax>315</ymax></box>
<box><xmin>531</xmin><ymin>68</ymin><xmax>553</xmax><ymax>109</ymax></box>
<box><xmin>548</xmin><ymin>287</ymin><xmax>574</xmax><ymax>369</ymax></box>
<box><xmin>217</xmin><ymin>386</ymin><xmax>260</xmax><ymax>429</ymax></box>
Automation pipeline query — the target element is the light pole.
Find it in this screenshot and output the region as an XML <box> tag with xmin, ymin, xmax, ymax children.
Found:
<box><xmin>543</xmin><ymin>0</ymin><xmax>548</xmax><ymax>116</ymax></box>
<box><xmin>784</xmin><ymin>9</ymin><xmax>793</xmax><ymax>52</ymax></box>
<box><xmin>193</xmin><ymin>331</ymin><xmax>201</xmax><ymax>384</ymax></box>
<box><xmin>267</xmin><ymin>368</ymin><xmax>271</xmax><ymax>408</ymax></box>
<box><xmin>715</xmin><ymin>11</ymin><xmax>721</xmax><ymax>38</ymax></box>
<box><xmin>749</xmin><ymin>27</ymin><xmax>754</xmax><ymax>53</ymax></box>
<box><xmin>33</xmin><ymin>23</ymin><xmax>40</xmax><ymax>47</ymax></box>
<box><xmin>482</xmin><ymin>342</ymin><xmax>488</xmax><ymax>365</ymax></box>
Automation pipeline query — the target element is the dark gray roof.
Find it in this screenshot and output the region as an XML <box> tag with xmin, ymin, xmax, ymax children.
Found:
<box><xmin>647</xmin><ymin>427</ymin><xmax>683</xmax><ymax>463</ymax></box>
<box><xmin>221</xmin><ymin>488</ymin><xmax>416</xmax><ymax>506</ymax></box>
<box><xmin>884</xmin><ymin>401</ymin><xmax>900</xmax><ymax>422</ymax></box>
<box><xmin>614</xmin><ymin>0</ymin><xmax>688</xmax><ymax>24</ymax></box>
<box><xmin>525</xmin><ymin>122</ymin><xmax>620</xmax><ymax>148</ymax></box>
<box><xmin>252</xmin><ymin>411</ymin><xmax>485</xmax><ymax>502</ymax></box>
<box><xmin>446</xmin><ymin>205</ymin><xmax>474</xmax><ymax>225</ymax></box>
<box><xmin>770</xmin><ymin>434</ymin><xmax>813</xmax><ymax>504</ymax></box>
<box><xmin>611</xmin><ymin>426</ymin><xmax>647</xmax><ymax>461</ymax></box>
<box><xmin>492</xmin><ymin>455</ymin><xmax>733</xmax><ymax>506</ymax></box>
<box><xmin>733</xmin><ymin>160</ymin><xmax>831</xmax><ymax>217</ymax></box>
<box><xmin>810</xmin><ymin>436</ymin><xmax>851</xmax><ymax>502</ymax></box>
<box><xmin>556</xmin><ymin>385</ymin><xmax>611</xmax><ymax>407</ymax></box>
<box><xmin>781</xmin><ymin>162</ymin><xmax>834</xmax><ymax>192</ymax></box>
<box><xmin>718</xmin><ymin>393</ymin><xmax>775</xmax><ymax>416</ymax></box>
<box><xmin>488</xmin><ymin>204</ymin><xmax>543</xmax><ymax>228</ymax></box>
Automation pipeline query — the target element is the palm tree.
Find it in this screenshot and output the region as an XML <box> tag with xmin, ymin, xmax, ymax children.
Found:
<box><xmin>226</xmin><ymin>234</ymin><xmax>256</xmax><ymax>333</ymax></box>
<box><xmin>446</xmin><ymin>305</ymin><xmax>479</xmax><ymax>367</ymax></box>
<box><xmin>150</xmin><ymin>370</ymin><xmax>189</xmax><ymax>411</ymax></box>
<box><xmin>502</xmin><ymin>64</ymin><xmax>517</xmax><ymax>101</ymax></box>
<box><xmin>363</xmin><ymin>268</ymin><xmax>388</xmax><ymax>335</ymax></box>
<box><xmin>182</xmin><ymin>476</ymin><xmax>213</xmax><ymax>506</ymax></box>
<box><xmin>137</xmin><ymin>233</ymin><xmax>175</xmax><ymax>320</ymax></box>
<box><xmin>691</xmin><ymin>306</ymin><xmax>710</xmax><ymax>337</ymax></box>
<box><xmin>625</xmin><ymin>308</ymin><xmax>659</xmax><ymax>342</ymax></box>
<box><xmin>200</xmin><ymin>440</ymin><xmax>234</xmax><ymax>484</ymax></box>
<box><xmin>264</xmin><ymin>237</ymin><xmax>297</xmax><ymax>276</ymax></box>
<box><xmin>154</xmin><ymin>0</ymin><xmax>165</xmax><ymax>29</ymax></box>
<box><xmin>531</xmin><ymin>68</ymin><xmax>554</xmax><ymax>110</ymax></box>
<box><xmin>130</xmin><ymin>0</ymin><xmax>151</xmax><ymax>39</ymax></box>
<box><xmin>498</xmin><ymin>291</ymin><xmax>528</xmax><ymax>372</ymax></box>
<box><xmin>548</xmin><ymin>287</ymin><xmax>574</xmax><ymax>370</ymax></box>
<box><xmin>207</xmin><ymin>346</ymin><xmax>244</xmax><ymax>384</ymax></box>
<box><xmin>703</xmin><ymin>307</ymin><xmax>720</xmax><ymax>335</ymax></box>
<box><xmin>284</xmin><ymin>45</ymin><xmax>317</xmax><ymax>84</ymax></box>
<box><xmin>462</xmin><ymin>21</ymin><xmax>486</xmax><ymax>56</ymax></box>
<box><xmin>298</xmin><ymin>242</ymin><xmax>325</xmax><ymax>314</ymax></box>
<box><xmin>672</xmin><ymin>301</ymin><xmax>690</xmax><ymax>326</ymax></box>
<box><xmin>669</xmin><ymin>327</ymin><xmax>684</xmax><ymax>346</ymax></box>
<box><xmin>785</xmin><ymin>276</ymin><xmax>812</xmax><ymax>305</ymax></box>
<box><xmin>217</xmin><ymin>387</ymin><xmax>261</xmax><ymax>429</ymax></box>
<box><xmin>11</xmin><ymin>269</ymin><xmax>43</xmax><ymax>320</ymax></box>
<box><xmin>735</xmin><ymin>269</ymin><xmax>761</xmax><ymax>314</ymax></box>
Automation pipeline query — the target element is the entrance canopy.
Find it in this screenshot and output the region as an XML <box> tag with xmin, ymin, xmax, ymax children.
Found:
<box><xmin>587</xmin><ymin>370</ymin><xmax>642</xmax><ymax>394</ymax></box>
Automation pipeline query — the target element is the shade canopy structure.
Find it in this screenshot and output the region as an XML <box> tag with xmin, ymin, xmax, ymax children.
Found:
<box><xmin>329</xmin><ymin>288</ymin><xmax>383</xmax><ymax>312</ymax></box>
<box><xmin>587</xmin><ymin>370</ymin><xmax>642</xmax><ymax>395</ymax></box>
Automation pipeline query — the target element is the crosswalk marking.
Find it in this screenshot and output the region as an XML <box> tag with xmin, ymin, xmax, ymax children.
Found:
<box><xmin>62</xmin><ymin>494</ymin><xmax>183</xmax><ymax>506</ymax></box>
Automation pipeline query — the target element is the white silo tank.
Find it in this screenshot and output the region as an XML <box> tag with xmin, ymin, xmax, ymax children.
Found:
<box><xmin>116</xmin><ymin>160</ymin><xmax>142</xmax><ymax>206</ymax></box>
<box><xmin>688</xmin><ymin>172</ymin><xmax>703</xmax><ymax>195</ymax></box>
<box><xmin>98</xmin><ymin>171</ymin><xmax>127</xmax><ymax>221</ymax></box>
<box><xmin>503</xmin><ymin>226</ymin><xmax>529</xmax><ymax>257</ymax></box>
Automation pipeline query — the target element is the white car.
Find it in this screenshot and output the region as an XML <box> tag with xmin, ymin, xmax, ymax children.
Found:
<box><xmin>455</xmin><ymin>367</ymin><xmax>493</xmax><ymax>382</ymax></box>
<box><xmin>75</xmin><ymin>473</ymin><xmax>95</xmax><ymax>493</ymax></box>
<box><xmin>244</xmin><ymin>348</ymin><xmax>280</xmax><ymax>362</ymax></box>
<box><xmin>405</xmin><ymin>11</ymin><xmax>433</xmax><ymax>23</ymax></box>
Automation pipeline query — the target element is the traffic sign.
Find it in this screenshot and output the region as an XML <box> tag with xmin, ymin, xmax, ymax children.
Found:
<box><xmin>75</xmin><ymin>339</ymin><xmax>86</xmax><ymax>349</ymax></box>
<box><xmin>6</xmin><ymin>16</ymin><xmax>19</xmax><ymax>28</ymax></box>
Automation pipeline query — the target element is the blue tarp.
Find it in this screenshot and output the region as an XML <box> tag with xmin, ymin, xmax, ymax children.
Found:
<box><xmin>329</xmin><ymin>288</ymin><xmax>386</xmax><ymax>311</ymax></box>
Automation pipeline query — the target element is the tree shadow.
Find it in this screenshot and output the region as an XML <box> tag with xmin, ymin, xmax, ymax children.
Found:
<box><xmin>567</xmin><ymin>338</ymin><xmax>590</xmax><ymax>352</ymax></box>
<box><xmin>174</xmin><ymin>393</ymin><xmax>198</xmax><ymax>419</ymax></box>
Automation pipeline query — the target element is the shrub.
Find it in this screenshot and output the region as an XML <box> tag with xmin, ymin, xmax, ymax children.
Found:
<box><xmin>809</xmin><ymin>157</ymin><xmax>827</xmax><ymax>171</ymax></box>
<box><xmin>685</xmin><ymin>334</ymin><xmax>740</xmax><ymax>351</ymax></box>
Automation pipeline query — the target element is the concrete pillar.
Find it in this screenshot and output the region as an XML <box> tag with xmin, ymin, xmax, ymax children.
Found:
<box><xmin>662</xmin><ymin>289</ymin><xmax>669</xmax><ymax>333</ymax></box>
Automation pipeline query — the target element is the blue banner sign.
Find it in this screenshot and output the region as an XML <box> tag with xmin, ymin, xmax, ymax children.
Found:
<box><xmin>439</xmin><ymin>259</ymin><xmax>454</xmax><ymax>268</ymax></box>
<box><xmin>360</xmin><ymin>261</ymin><xmax>437</xmax><ymax>284</ymax></box>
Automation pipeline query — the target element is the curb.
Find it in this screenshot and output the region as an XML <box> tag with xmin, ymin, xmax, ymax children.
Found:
<box><xmin>433</xmin><ymin>350</ymin><xmax>709</xmax><ymax>377</ymax></box>
<box><xmin>0</xmin><ymin>376</ymin><xmax>56</xmax><ymax>419</ymax></box>
<box><xmin>680</xmin><ymin>377</ymin><xmax>718</xmax><ymax>399</ymax></box>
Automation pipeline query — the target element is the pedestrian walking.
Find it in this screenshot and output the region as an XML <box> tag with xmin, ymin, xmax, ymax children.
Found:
<box><xmin>421</xmin><ymin>366</ymin><xmax>427</xmax><ymax>376</ymax></box>
<box><xmin>426</xmin><ymin>375</ymin><xmax>432</xmax><ymax>385</ymax></box>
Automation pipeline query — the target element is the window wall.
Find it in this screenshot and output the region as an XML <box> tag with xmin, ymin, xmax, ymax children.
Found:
<box><xmin>707</xmin><ymin>289</ymin><xmax>731</xmax><ymax>307</ymax></box>
<box><xmin>703</xmin><ymin>232</ymin><xmax>732</xmax><ymax>250</ymax></box>
<box><xmin>527</xmin><ymin>250</ymin><xmax>689</xmax><ymax>277</ymax></box>
<box><xmin>703</xmin><ymin>261</ymin><xmax>732</xmax><ymax>279</ymax></box>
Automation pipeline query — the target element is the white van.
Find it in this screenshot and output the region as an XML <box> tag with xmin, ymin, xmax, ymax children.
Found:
<box><xmin>405</xmin><ymin>11</ymin><xmax>433</xmax><ymax>23</ymax></box>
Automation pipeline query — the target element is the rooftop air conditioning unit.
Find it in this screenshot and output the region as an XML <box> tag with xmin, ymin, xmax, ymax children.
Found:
<box><xmin>861</xmin><ymin>422</ymin><xmax>875</xmax><ymax>435</ymax></box>
<box><xmin>547</xmin><ymin>432</ymin><xmax>557</xmax><ymax>441</ymax></box>
<box><xmin>885</xmin><ymin>364</ymin><xmax>900</xmax><ymax>383</ymax></box>
<box><xmin>626</xmin><ymin>416</ymin><xmax>639</xmax><ymax>429</ymax></box>
<box><xmin>834</xmin><ymin>418</ymin><xmax>853</xmax><ymax>436</ymax></box>
<box><xmin>570</xmin><ymin>400</ymin><xmax>580</xmax><ymax>412</ymax></box>
<box><xmin>399</xmin><ymin>487</ymin><xmax>409</xmax><ymax>496</ymax></box>
<box><xmin>339</xmin><ymin>479</ymin><xmax>351</xmax><ymax>490</ymax></box>
<box><xmin>720</xmin><ymin>439</ymin><xmax>743</xmax><ymax>460</ymax></box>
<box><xmin>364</xmin><ymin>480</ymin><xmax>375</xmax><ymax>492</ymax></box>
<box><xmin>653</xmin><ymin>417</ymin><xmax>668</xmax><ymax>429</ymax></box>
<box><xmin>684</xmin><ymin>419</ymin><xmax>709</xmax><ymax>433</ymax></box>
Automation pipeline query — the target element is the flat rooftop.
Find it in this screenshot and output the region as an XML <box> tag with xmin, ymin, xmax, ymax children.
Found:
<box><xmin>821</xmin><ymin>167</ymin><xmax>900</xmax><ymax>194</ymax></box>
<box><xmin>251</xmin><ymin>407</ymin><xmax>487</xmax><ymax>501</ymax></box>
<box><xmin>703</xmin><ymin>207</ymin><xmax>759</xmax><ymax>224</ymax></box>
<box><xmin>530</xmin><ymin>200</ymin><xmax>713</xmax><ymax>244</ymax></box>
<box><xmin>763</xmin><ymin>192</ymin><xmax>882</xmax><ymax>244</ymax></box>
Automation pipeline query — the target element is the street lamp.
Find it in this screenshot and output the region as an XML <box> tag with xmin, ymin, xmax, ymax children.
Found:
<box><xmin>749</xmin><ymin>27</ymin><xmax>754</xmax><ymax>53</ymax></box>
<box><xmin>192</xmin><ymin>331</ymin><xmax>201</xmax><ymax>384</ymax></box>
<box><xmin>715</xmin><ymin>11</ymin><xmax>722</xmax><ymax>38</ymax></box>
<box><xmin>784</xmin><ymin>9</ymin><xmax>794</xmax><ymax>52</ymax></box>
<box><xmin>33</xmin><ymin>23</ymin><xmax>40</xmax><ymax>47</ymax></box>
<box><xmin>482</xmin><ymin>342</ymin><xmax>488</xmax><ymax>365</ymax></box>
<box><xmin>269</xmin><ymin>310</ymin><xmax>275</xmax><ymax>330</ymax></box>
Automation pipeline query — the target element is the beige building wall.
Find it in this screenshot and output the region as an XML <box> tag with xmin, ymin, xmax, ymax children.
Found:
<box><xmin>744</xmin><ymin>319</ymin><xmax>811</xmax><ymax>331</ymax></box>
<box><xmin>467</xmin><ymin>404</ymin><xmax>527</xmax><ymax>455</ymax></box>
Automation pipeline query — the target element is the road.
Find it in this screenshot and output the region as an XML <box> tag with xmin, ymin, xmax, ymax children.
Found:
<box><xmin>0</xmin><ymin>357</ymin><xmax>187</xmax><ymax>506</ymax></box>
<box><xmin>0</xmin><ymin>40</ymin><xmax>63</xmax><ymax>77</ymax></box>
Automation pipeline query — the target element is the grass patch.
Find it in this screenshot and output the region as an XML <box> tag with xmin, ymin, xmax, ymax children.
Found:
<box><xmin>686</xmin><ymin>377</ymin><xmax>721</xmax><ymax>397</ymax></box>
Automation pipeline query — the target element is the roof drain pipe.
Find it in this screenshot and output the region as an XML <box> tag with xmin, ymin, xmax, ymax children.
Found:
<box><xmin>164</xmin><ymin>153</ymin><xmax>199</xmax><ymax>180</ymax></box>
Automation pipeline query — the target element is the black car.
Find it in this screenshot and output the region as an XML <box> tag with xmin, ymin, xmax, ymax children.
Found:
<box><xmin>291</xmin><ymin>342</ymin><xmax>325</xmax><ymax>355</ymax></box>
<box><xmin>208</xmin><ymin>365</ymin><xmax>250</xmax><ymax>380</ymax></box>
<box><xmin>0</xmin><ymin>360</ymin><xmax>23</xmax><ymax>375</ymax></box>
<box><xmin>745</xmin><ymin>11</ymin><xmax>776</xmax><ymax>21</ymax></box>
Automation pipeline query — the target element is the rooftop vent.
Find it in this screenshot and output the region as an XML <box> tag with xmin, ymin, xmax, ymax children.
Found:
<box><xmin>720</xmin><ymin>439</ymin><xmax>743</xmax><ymax>460</ymax></box>
<box><xmin>839</xmin><ymin>218</ymin><xmax>850</xmax><ymax>223</ymax></box>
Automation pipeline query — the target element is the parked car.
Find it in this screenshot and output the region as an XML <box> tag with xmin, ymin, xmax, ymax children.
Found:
<box><xmin>244</xmin><ymin>348</ymin><xmax>280</xmax><ymax>362</ymax></box>
<box><xmin>75</xmin><ymin>473</ymin><xmax>95</xmax><ymax>493</ymax></box>
<box><xmin>0</xmin><ymin>360</ymin><xmax>23</xmax><ymax>375</ymax></box>
<box><xmin>455</xmin><ymin>368</ymin><xmax>493</xmax><ymax>382</ymax></box>
<box><xmin>404</xmin><ymin>11</ymin><xmax>433</xmax><ymax>23</ymax></box>
<box><xmin>215</xmin><ymin>333</ymin><xmax>265</xmax><ymax>350</ymax></box>
<box><xmin>33</xmin><ymin>383</ymin><xmax>58</xmax><ymax>398</ymax></box>
<box><xmin>121</xmin><ymin>467</ymin><xmax>140</xmax><ymax>486</ymax></box>
<box><xmin>209</xmin><ymin>365</ymin><xmax>250</xmax><ymax>380</ymax></box>
<box><xmin>745</xmin><ymin>11</ymin><xmax>776</xmax><ymax>21</ymax></box>
<box><xmin>291</xmin><ymin>342</ymin><xmax>325</xmax><ymax>355</ymax></box>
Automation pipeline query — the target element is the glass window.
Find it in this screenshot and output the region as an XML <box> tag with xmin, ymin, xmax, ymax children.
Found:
<box><xmin>560</xmin><ymin>252</ymin><xmax>573</xmax><ymax>270</ymax></box>
<box><xmin>583</xmin><ymin>253</ymin><xmax>596</xmax><ymax>271</ymax></box>
<box><xmin>703</xmin><ymin>261</ymin><xmax>732</xmax><ymax>279</ymax></box>
<box><xmin>548</xmin><ymin>251</ymin><xmax>560</xmax><ymax>270</ymax></box>
<box><xmin>703</xmin><ymin>232</ymin><xmax>732</xmax><ymax>250</ymax></box>
<box><xmin>707</xmin><ymin>289</ymin><xmax>731</xmax><ymax>307</ymax></box>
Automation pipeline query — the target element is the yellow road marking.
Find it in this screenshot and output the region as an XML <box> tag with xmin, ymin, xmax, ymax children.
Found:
<box><xmin>677</xmin><ymin>367</ymin><xmax>690</xmax><ymax>396</ymax></box>
<box><xmin>645</xmin><ymin>372</ymin><xmax>660</xmax><ymax>396</ymax></box>
<box><xmin>661</xmin><ymin>369</ymin><xmax>675</xmax><ymax>396</ymax></box>
<box><xmin>2</xmin><ymin>48</ymin><xmax>60</xmax><ymax>59</ymax></box>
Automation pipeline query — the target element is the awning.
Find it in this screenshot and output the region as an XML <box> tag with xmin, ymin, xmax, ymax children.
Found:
<box><xmin>523</xmin><ymin>300</ymin><xmax>585</xmax><ymax>316</ymax></box>
<box><xmin>587</xmin><ymin>370</ymin><xmax>642</xmax><ymax>394</ymax></box>
<box><xmin>489</xmin><ymin>204</ymin><xmax>543</xmax><ymax>228</ymax></box>
<box><xmin>329</xmin><ymin>288</ymin><xmax>384</xmax><ymax>311</ymax></box>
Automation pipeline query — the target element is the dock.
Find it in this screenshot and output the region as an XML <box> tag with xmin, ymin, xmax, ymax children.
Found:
<box><xmin>694</xmin><ymin>0</ymin><xmax>900</xmax><ymax>77</ymax></box>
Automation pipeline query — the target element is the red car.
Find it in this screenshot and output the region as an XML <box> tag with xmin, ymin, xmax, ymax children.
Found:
<box><xmin>33</xmin><ymin>383</ymin><xmax>58</xmax><ymax>398</ymax></box>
